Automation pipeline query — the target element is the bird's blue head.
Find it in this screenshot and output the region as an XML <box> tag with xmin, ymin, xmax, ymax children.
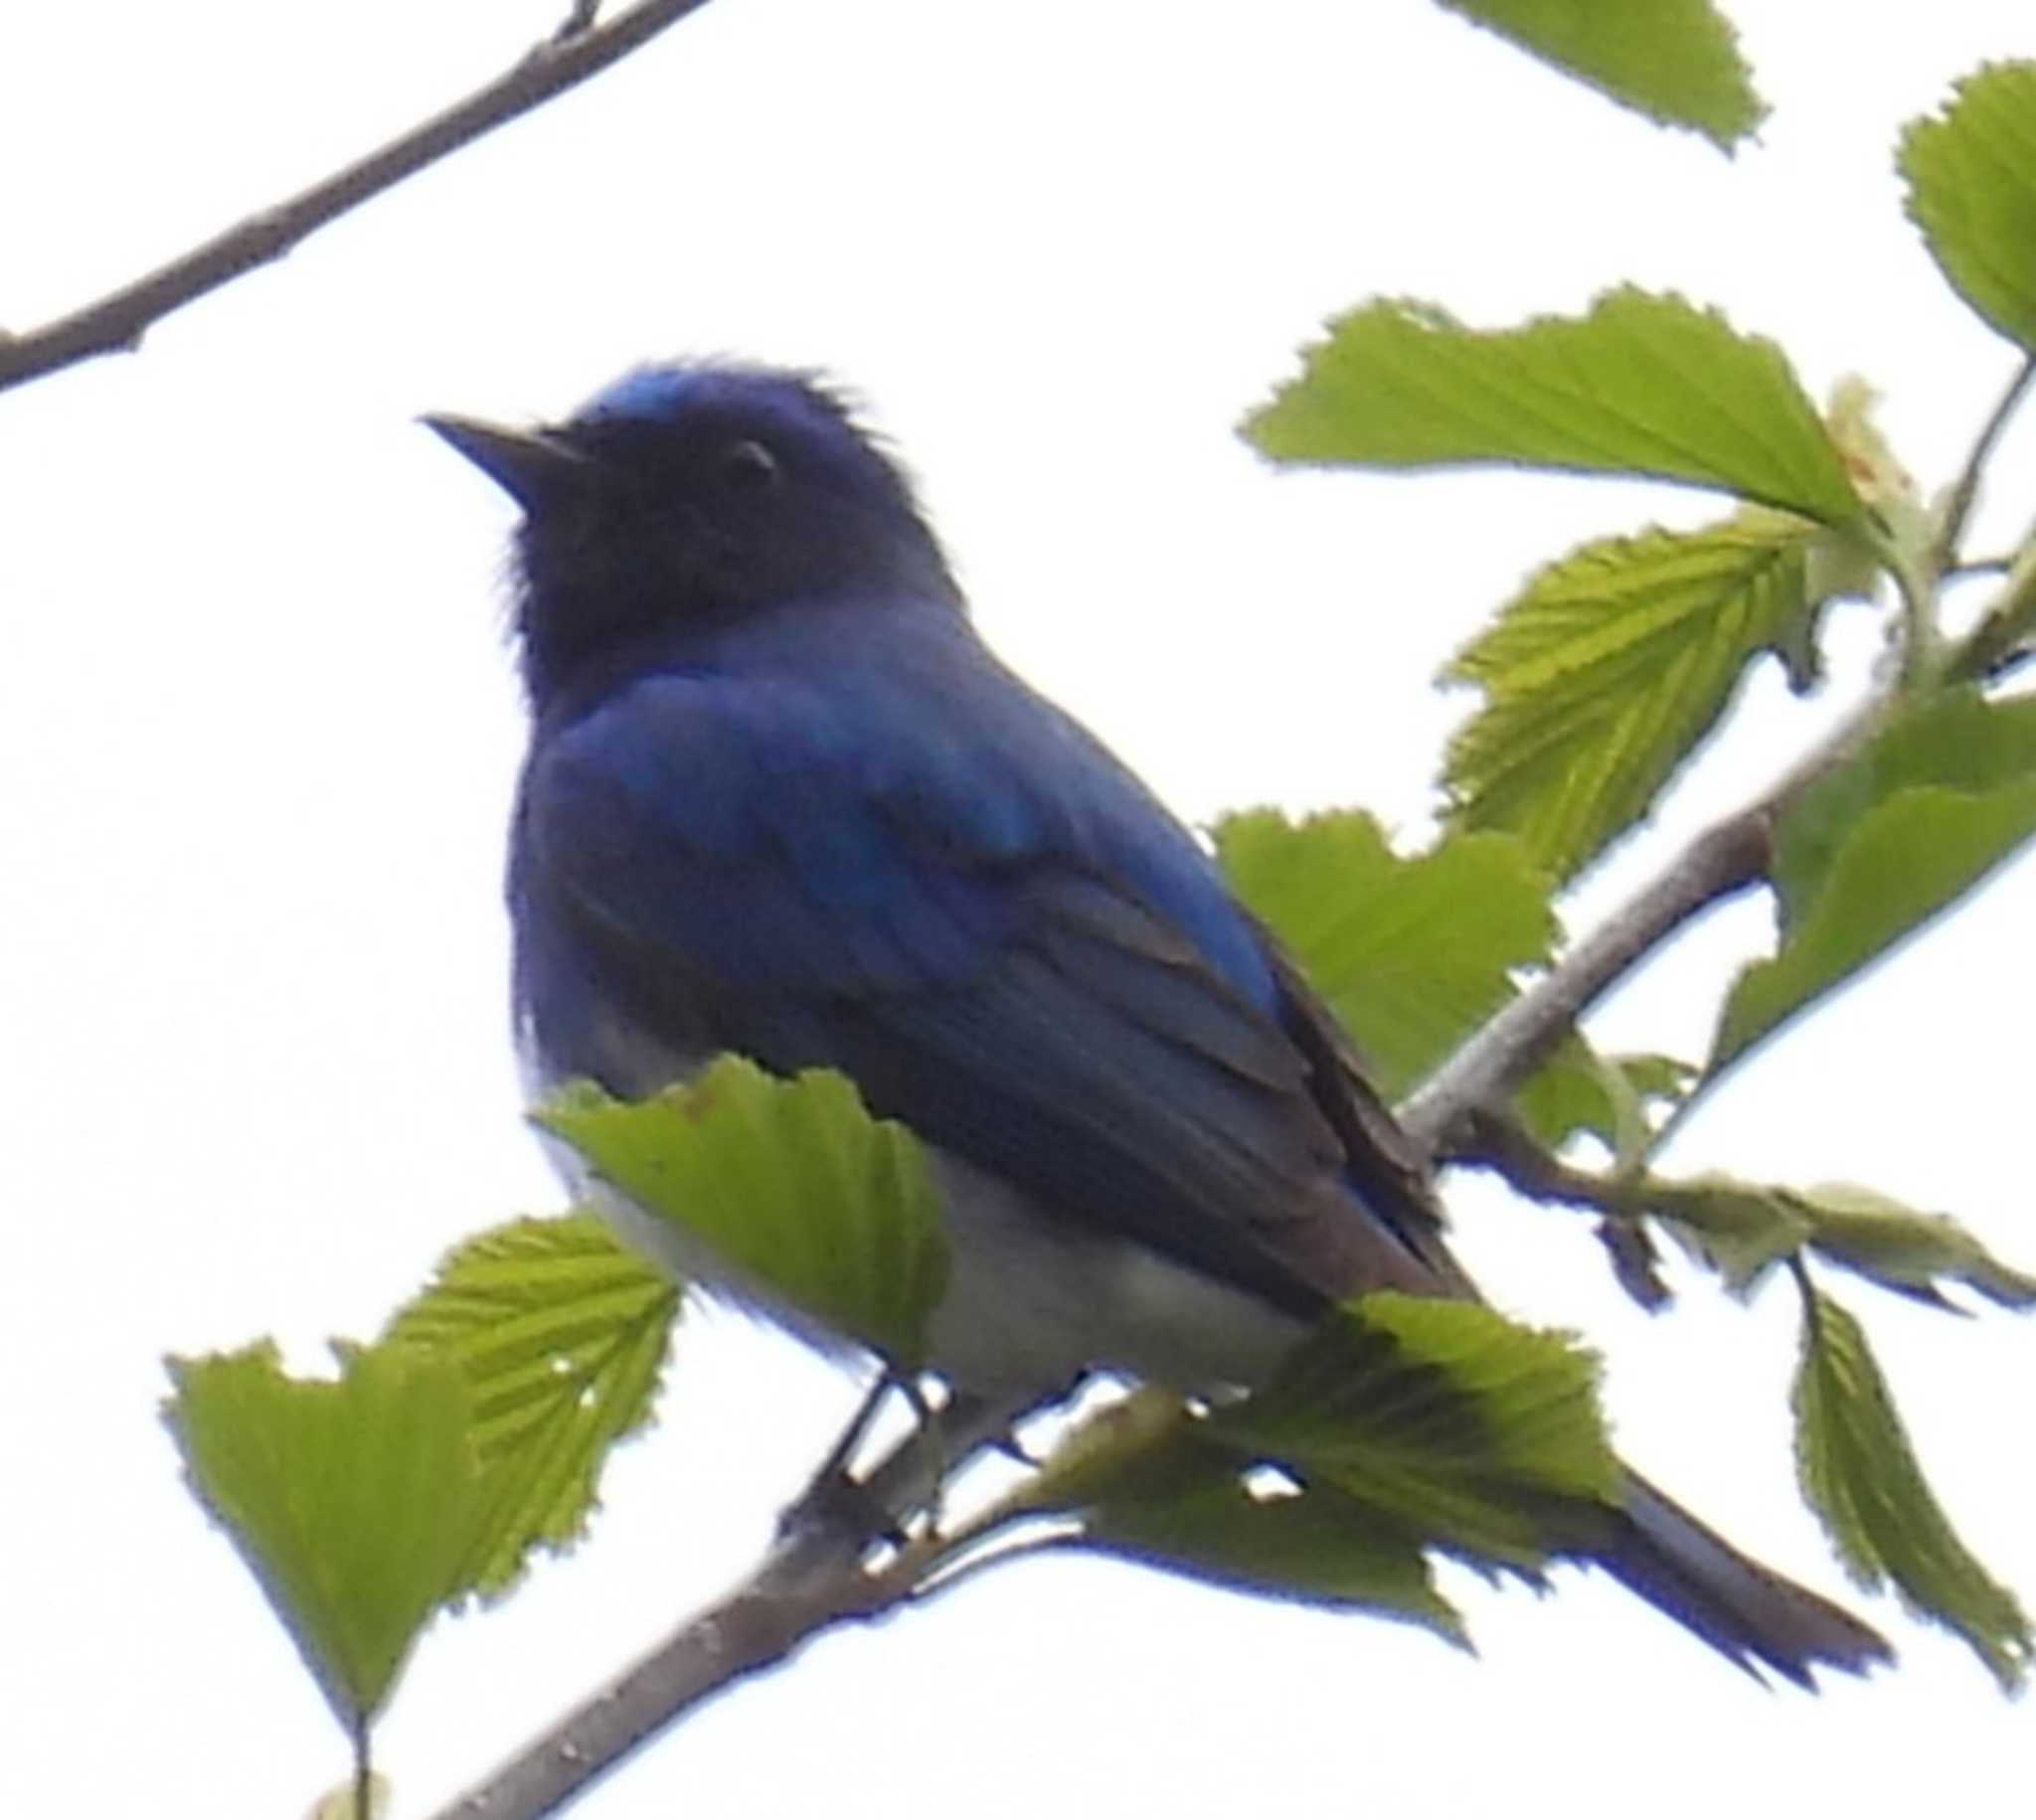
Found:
<box><xmin>427</xmin><ymin>363</ymin><xmax>961</xmax><ymax>707</ymax></box>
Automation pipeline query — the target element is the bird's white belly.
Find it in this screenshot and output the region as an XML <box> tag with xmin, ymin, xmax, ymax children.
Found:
<box><xmin>917</xmin><ymin>1150</ymin><xmax>1302</xmax><ymax>1394</ymax></box>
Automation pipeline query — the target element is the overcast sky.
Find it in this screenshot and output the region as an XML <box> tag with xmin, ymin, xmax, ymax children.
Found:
<box><xmin>4</xmin><ymin>3</ymin><xmax>2034</xmax><ymax>1816</ymax></box>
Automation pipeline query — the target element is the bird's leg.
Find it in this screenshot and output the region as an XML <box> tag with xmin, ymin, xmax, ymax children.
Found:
<box><xmin>775</xmin><ymin>1377</ymin><xmax>1051</xmax><ymax>1565</ymax></box>
<box><xmin>776</xmin><ymin>1369</ymin><xmax>917</xmax><ymax>1546</ymax></box>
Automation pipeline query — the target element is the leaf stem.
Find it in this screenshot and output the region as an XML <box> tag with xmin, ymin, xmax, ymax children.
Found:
<box><xmin>352</xmin><ymin>1716</ymin><xmax>375</xmax><ymax>1820</ymax></box>
<box><xmin>1932</xmin><ymin>356</ymin><xmax>2036</xmax><ymax>573</ymax></box>
<box><xmin>1951</xmin><ymin>536</ymin><xmax>2036</xmax><ymax>683</ymax></box>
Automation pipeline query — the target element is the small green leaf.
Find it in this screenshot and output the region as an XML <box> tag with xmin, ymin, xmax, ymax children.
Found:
<box><xmin>1015</xmin><ymin>1386</ymin><xmax>1207</xmax><ymax>1513</ymax></box>
<box><xmin>1514</xmin><ymin>1050</ymin><xmax>1693</xmax><ymax>1155</ymax></box>
<box><xmin>1216</xmin><ymin>812</ymin><xmax>1681</xmax><ymax>1150</ymax></box>
<box><xmin>164</xmin><ymin>1341</ymin><xmax>490</xmax><ymax>1732</ymax></box>
<box><xmin>1638</xmin><ymin>1169</ymin><xmax>2036</xmax><ymax>1310</ymax></box>
<box><xmin>1216</xmin><ymin>811</ymin><xmax>1557</xmax><ymax>1096</ymax></box>
<box><xmin>1020</xmin><ymin>1391</ymin><xmax>1464</xmax><ymax>1639</ymax></box>
<box><xmin>1774</xmin><ymin>692</ymin><xmax>2036</xmax><ymax>928</ymax></box>
<box><xmin>1792</xmin><ymin>1287</ymin><xmax>2031</xmax><ymax>1689</ymax></box>
<box><xmin>383</xmin><ymin>1213</ymin><xmax>679</xmax><ymax>1596</ymax></box>
<box><xmin>1087</xmin><ymin>1469</ymin><xmax>1467</xmax><ymax>1643</ymax></box>
<box><xmin>1643</xmin><ymin>1173</ymin><xmax>1812</xmax><ymax>1294</ymax></box>
<box><xmin>1216</xmin><ymin>1295</ymin><xmax>1618</xmax><ymax>1570</ymax></box>
<box><xmin>535</xmin><ymin>1061</ymin><xmax>947</xmax><ymax>1368</ymax></box>
<box><xmin>1244</xmin><ymin>289</ymin><xmax>1863</xmax><ymax>527</ymax></box>
<box><xmin>1020</xmin><ymin>1307</ymin><xmax>1612</xmax><ymax>1637</ymax></box>
<box><xmin>1443</xmin><ymin>514</ymin><xmax>1826</xmax><ymax>881</ymax></box>
<box><xmin>1789</xmin><ymin>1184</ymin><xmax>2036</xmax><ymax>1311</ymax></box>
<box><xmin>1712</xmin><ymin>779</ymin><xmax>2036</xmax><ymax>1078</ymax></box>
<box><xmin>1901</xmin><ymin>63</ymin><xmax>2036</xmax><ymax>352</ymax></box>
<box><xmin>1435</xmin><ymin>0</ymin><xmax>1763</xmax><ymax>150</ymax></box>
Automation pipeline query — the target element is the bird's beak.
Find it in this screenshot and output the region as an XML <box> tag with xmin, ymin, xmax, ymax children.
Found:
<box><xmin>422</xmin><ymin>413</ymin><xmax>593</xmax><ymax>510</ymax></box>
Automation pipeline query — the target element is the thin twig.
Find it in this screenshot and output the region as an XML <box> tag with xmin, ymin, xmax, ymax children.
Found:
<box><xmin>1442</xmin><ymin>1110</ymin><xmax>1673</xmax><ymax>1309</ymax></box>
<box><xmin>1946</xmin><ymin>557</ymin><xmax>2014</xmax><ymax>582</ymax></box>
<box><xmin>1951</xmin><ymin>536</ymin><xmax>2036</xmax><ymax>683</ymax></box>
<box><xmin>1931</xmin><ymin>355</ymin><xmax>2036</xmax><ymax>573</ymax></box>
<box><xmin>553</xmin><ymin>0</ymin><xmax>606</xmax><ymax>40</ymax></box>
<box><xmin>0</xmin><ymin>0</ymin><xmax>718</xmax><ymax>396</ymax></box>
<box><xmin>1441</xmin><ymin>1107</ymin><xmax>1633</xmax><ymax>1213</ymax></box>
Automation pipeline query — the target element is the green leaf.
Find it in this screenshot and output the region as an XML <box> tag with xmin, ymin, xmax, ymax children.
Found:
<box><xmin>163</xmin><ymin>1341</ymin><xmax>490</xmax><ymax>1732</ymax></box>
<box><xmin>1789</xmin><ymin>1184</ymin><xmax>2036</xmax><ymax>1312</ymax></box>
<box><xmin>1243</xmin><ymin>289</ymin><xmax>1864</xmax><ymax>527</ymax></box>
<box><xmin>1901</xmin><ymin>63</ymin><xmax>2036</xmax><ymax>353</ymax></box>
<box><xmin>1215</xmin><ymin>811</ymin><xmax>1688</xmax><ymax>1167</ymax></box>
<box><xmin>1514</xmin><ymin>1049</ymin><xmax>1693</xmax><ymax>1156</ymax></box>
<box><xmin>1018</xmin><ymin>1306</ymin><xmax>1612</xmax><ymax>1636</ymax></box>
<box><xmin>1215</xmin><ymin>1295</ymin><xmax>1618</xmax><ymax>1570</ymax></box>
<box><xmin>1215</xmin><ymin>811</ymin><xmax>1557</xmax><ymax>1096</ymax></box>
<box><xmin>1637</xmin><ymin>1168</ymin><xmax>2036</xmax><ymax>1310</ymax></box>
<box><xmin>1773</xmin><ymin>692</ymin><xmax>2036</xmax><ymax>927</ymax></box>
<box><xmin>383</xmin><ymin>1213</ymin><xmax>679</xmax><ymax>1596</ymax></box>
<box><xmin>1442</xmin><ymin>514</ymin><xmax>1825</xmax><ymax>881</ymax></box>
<box><xmin>1087</xmin><ymin>1469</ymin><xmax>1467</xmax><ymax>1643</ymax></box>
<box><xmin>1642</xmin><ymin>1173</ymin><xmax>1812</xmax><ymax>1295</ymax></box>
<box><xmin>1435</xmin><ymin>0</ymin><xmax>1764</xmax><ymax>150</ymax></box>
<box><xmin>1021</xmin><ymin>1390</ymin><xmax>1464</xmax><ymax>1639</ymax></box>
<box><xmin>1711</xmin><ymin>778</ymin><xmax>2036</xmax><ymax>1078</ymax></box>
<box><xmin>1715</xmin><ymin>694</ymin><xmax>2036</xmax><ymax>1080</ymax></box>
<box><xmin>535</xmin><ymin>1060</ymin><xmax>947</xmax><ymax>1368</ymax></box>
<box><xmin>1792</xmin><ymin>1287</ymin><xmax>2031</xmax><ymax>1689</ymax></box>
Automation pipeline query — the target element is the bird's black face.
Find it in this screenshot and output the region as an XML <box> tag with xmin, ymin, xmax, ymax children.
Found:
<box><xmin>427</xmin><ymin>363</ymin><xmax>960</xmax><ymax>708</ymax></box>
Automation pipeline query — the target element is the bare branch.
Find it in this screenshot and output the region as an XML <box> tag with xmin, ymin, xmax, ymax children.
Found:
<box><xmin>0</xmin><ymin>0</ymin><xmax>717</xmax><ymax>396</ymax></box>
<box><xmin>1398</xmin><ymin>813</ymin><xmax>1771</xmax><ymax>1152</ymax></box>
<box><xmin>440</xmin><ymin>1540</ymin><xmax>926</xmax><ymax>1818</ymax></box>
<box><xmin>431</xmin><ymin>1392</ymin><xmax>1033</xmax><ymax>1820</ymax></box>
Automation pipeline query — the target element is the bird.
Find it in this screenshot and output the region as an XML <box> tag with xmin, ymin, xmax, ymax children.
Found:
<box><xmin>426</xmin><ymin>360</ymin><xmax>1890</xmax><ymax>1686</ymax></box>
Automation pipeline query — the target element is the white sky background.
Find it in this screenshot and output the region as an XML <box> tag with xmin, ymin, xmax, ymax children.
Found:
<box><xmin>4</xmin><ymin>2</ymin><xmax>2034</xmax><ymax>1814</ymax></box>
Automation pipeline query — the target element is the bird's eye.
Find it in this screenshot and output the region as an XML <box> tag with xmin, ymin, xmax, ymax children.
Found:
<box><xmin>717</xmin><ymin>439</ymin><xmax>780</xmax><ymax>491</ymax></box>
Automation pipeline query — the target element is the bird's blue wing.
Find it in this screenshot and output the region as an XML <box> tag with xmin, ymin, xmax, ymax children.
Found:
<box><xmin>514</xmin><ymin>625</ymin><xmax>1444</xmax><ymax>1308</ymax></box>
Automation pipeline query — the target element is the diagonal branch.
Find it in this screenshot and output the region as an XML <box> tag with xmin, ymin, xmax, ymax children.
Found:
<box><xmin>1398</xmin><ymin>666</ymin><xmax>1922</xmax><ymax>1160</ymax></box>
<box><xmin>0</xmin><ymin>0</ymin><xmax>718</xmax><ymax>397</ymax></box>
<box><xmin>428</xmin><ymin>1392</ymin><xmax>1034</xmax><ymax>1819</ymax></box>
<box><xmin>440</xmin><ymin>1538</ymin><xmax>927</xmax><ymax>1818</ymax></box>
<box><xmin>1397</xmin><ymin>811</ymin><xmax>1772</xmax><ymax>1152</ymax></box>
